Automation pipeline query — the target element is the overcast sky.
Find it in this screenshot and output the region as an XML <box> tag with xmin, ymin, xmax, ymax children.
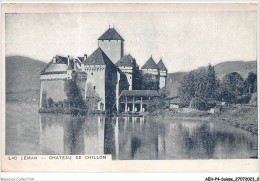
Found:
<box><xmin>5</xmin><ymin>11</ymin><xmax>257</xmax><ymax>73</ymax></box>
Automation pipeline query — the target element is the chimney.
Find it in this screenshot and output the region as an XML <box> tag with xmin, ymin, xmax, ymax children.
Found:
<box><xmin>84</xmin><ymin>54</ymin><xmax>87</xmax><ymax>61</ymax></box>
<box><xmin>67</xmin><ymin>55</ymin><xmax>70</xmax><ymax>67</ymax></box>
<box><xmin>53</xmin><ymin>57</ymin><xmax>56</xmax><ymax>63</ymax></box>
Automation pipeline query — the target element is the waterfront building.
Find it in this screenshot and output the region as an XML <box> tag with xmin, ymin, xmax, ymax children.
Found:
<box><xmin>119</xmin><ymin>90</ymin><xmax>160</xmax><ymax>113</ymax></box>
<box><xmin>39</xmin><ymin>27</ymin><xmax>167</xmax><ymax>113</ymax></box>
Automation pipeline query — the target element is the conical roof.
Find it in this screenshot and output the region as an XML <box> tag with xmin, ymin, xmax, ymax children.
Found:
<box><xmin>98</xmin><ymin>28</ymin><xmax>124</xmax><ymax>41</ymax></box>
<box><xmin>83</xmin><ymin>47</ymin><xmax>114</xmax><ymax>66</ymax></box>
<box><xmin>115</xmin><ymin>54</ymin><xmax>134</xmax><ymax>67</ymax></box>
<box><xmin>157</xmin><ymin>59</ymin><xmax>167</xmax><ymax>71</ymax></box>
<box><xmin>141</xmin><ymin>56</ymin><xmax>159</xmax><ymax>70</ymax></box>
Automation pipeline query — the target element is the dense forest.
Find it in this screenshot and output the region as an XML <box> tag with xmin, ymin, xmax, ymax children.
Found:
<box><xmin>178</xmin><ymin>65</ymin><xmax>257</xmax><ymax>110</ymax></box>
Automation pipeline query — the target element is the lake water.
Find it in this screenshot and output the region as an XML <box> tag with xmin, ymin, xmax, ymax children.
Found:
<box><xmin>5</xmin><ymin>102</ymin><xmax>258</xmax><ymax>160</ymax></box>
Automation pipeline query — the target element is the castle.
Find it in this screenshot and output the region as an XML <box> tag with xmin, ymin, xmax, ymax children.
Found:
<box><xmin>40</xmin><ymin>27</ymin><xmax>168</xmax><ymax>113</ymax></box>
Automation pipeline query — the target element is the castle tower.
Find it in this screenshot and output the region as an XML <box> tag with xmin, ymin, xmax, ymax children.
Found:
<box><xmin>39</xmin><ymin>55</ymin><xmax>74</xmax><ymax>108</ymax></box>
<box><xmin>141</xmin><ymin>56</ymin><xmax>159</xmax><ymax>76</ymax></box>
<box><xmin>157</xmin><ymin>59</ymin><xmax>168</xmax><ymax>89</ymax></box>
<box><xmin>82</xmin><ymin>47</ymin><xmax>129</xmax><ymax>112</ymax></box>
<box><xmin>141</xmin><ymin>56</ymin><xmax>160</xmax><ymax>90</ymax></box>
<box><xmin>98</xmin><ymin>27</ymin><xmax>124</xmax><ymax>64</ymax></box>
<box><xmin>115</xmin><ymin>54</ymin><xmax>137</xmax><ymax>90</ymax></box>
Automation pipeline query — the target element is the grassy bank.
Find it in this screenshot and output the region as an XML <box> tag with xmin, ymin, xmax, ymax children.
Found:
<box><xmin>212</xmin><ymin>105</ymin><xmax>258</xmax><ymax>135</ymax></box>
<box><xmin>149</xmin><ymin>108</ymin><xmax>210</xmax><ymax>119</ymax></box>
<box><xmin>150</xmin><ymin>105</ymin><xmax>257</xmax><ymax>135</ymax></box>
<box><xmin>39</xmin><ymin>107</ymin><xmax>107</xmax><ymax>115</ymax></box>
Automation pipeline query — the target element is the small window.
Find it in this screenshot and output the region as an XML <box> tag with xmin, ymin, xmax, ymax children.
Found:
<box><xmin>91</xmin><ymin>73</ymin><xmax>93</xmax><ymax>75</ymax></box>
<box><xmin>94</xmin><ymin>86</ymin><xmax>96</xmax><ymax>89</ymax></box>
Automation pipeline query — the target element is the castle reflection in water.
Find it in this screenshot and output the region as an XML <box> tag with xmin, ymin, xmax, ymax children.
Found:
<box><xmin>38</xmin><ymin>114</ymin><xmax>257</xmax><ymax>160</ymax></box>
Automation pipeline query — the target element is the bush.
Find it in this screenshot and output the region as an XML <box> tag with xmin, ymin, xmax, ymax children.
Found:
<box><xmin>236</xmin><ymin>94</ymin><xmax>252</xmax><ymax>104</ymax></box>
<box><xmin>147</xmin><ymin>98</ymin><xmax>168</xmax><ymax>113</ymax></box>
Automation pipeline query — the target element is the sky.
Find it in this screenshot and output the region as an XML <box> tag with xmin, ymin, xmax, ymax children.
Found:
<box><xmin>5</xmin><ymin>11</ymin><xmax>257</xmax><ymax>73</ymax></box>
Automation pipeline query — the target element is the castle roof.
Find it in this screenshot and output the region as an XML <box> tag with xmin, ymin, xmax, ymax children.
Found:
<box><xmin>55</xmin><ymin>55</ymin><xmax>69</xmax><ymax>64</ymax></box>
<box><xmin>41</xmin><ymin>55</ymin><xmax>73</xmax><ymax>74</ymax></box>
<box><xmin>98</xmin><ymin>28</ymin><xmax>124</xmax><ymax>41</ymax></box>
<box><xmin>141</xmin><ymin>56</ymin><xmax>159</xmax><ymax>70</ymax></box>
<box><xmin>83</xmin><ymin>47</ymin><xmax>115</xmax><ymax>67</ymax></box>
<box><xmin>115</xmin><ymin>54</ymin><xmax>135</xmax><ymax>67</ymax></box>
<box><xmin>121</xmin><ymin>90</ymin><xmax>160</xmax><ymax>97</ymax></box>
<box><xmin>78</xmin><ymin>57</ymin><xmax>84</xmax><ymax>62</ymax></box>
<box><xmin>157</xmin><ymin>59</ymin><xmax>167</xmax><ymax>71</ymax></box>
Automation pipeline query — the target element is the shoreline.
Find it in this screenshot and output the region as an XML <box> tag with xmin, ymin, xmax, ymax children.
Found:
<box><xmin>7</xmin><ymin>101</ymin><xmax>258</xmax><ymax>135</ymax></box>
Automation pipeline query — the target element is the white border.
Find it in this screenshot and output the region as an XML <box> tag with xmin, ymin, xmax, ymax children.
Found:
<box><xmin>0</xmin><ymin>1</ymin><xmax>259</xmax><ymax>181</ymax></box>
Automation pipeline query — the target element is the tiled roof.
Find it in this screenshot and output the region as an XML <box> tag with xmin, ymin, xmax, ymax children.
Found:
<box><xmin>120</xmin><ymin>90</ymin><xmax>160</xmax><ymax>97</ymax></box>
<box><xmin>45</xmin><ymin>64</ymin><xmax>68</xmax><ymax>73</ymax></box>
<box><xmin>115</xmin><ymin>54</ymin><xmax>134</xmax><ymax>67</ymax></box>
<box><xmin>78</xmin><ymin>57</ymin><xmax>84</xmax><ymax>62</ymax></box>
<box><xmin>98</xmin><ymin>28</ymin><xmax>124</xmax><ymax>41</ymax></box>
<box><xmin>83</xmin><ymin>47</ymin><xmax>115</xmax><ymax>66</ymax></box>
<box><xmin>41</xmin><ymin>55</ymin><xmax>72</xmax><ymax>74</ymax></box>
<box><xmin>157</xmin><ymin>59</ymin><xmax>167</xmax><ymax>71</ymax></box>
<box><xmin>141</xmin><ymin>56</ymin><xmax>159</xmax><ymax>70</ymax></box>
<box><xmin>55</xmin><ymin>55</ymin><xmax>70</xmax><ymax>64</ymax></box>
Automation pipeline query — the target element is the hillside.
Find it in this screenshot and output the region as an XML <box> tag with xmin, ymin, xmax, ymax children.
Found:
<box><xmin>5</xmin><ymin>56</ymin><xmax>257</xmax><ymax>101</ymax></box>
<box><xmin>6</xmin><ymin>56</ymin><xmax>47</xmax><ymax>101</ymax></box>
<box><xmin>166</xmin><ymin>60</ymin><xmax>257</xmax><ymax>97</ymax></box>
<box><xmin>214</xmin><ymin>61</ymin><xmax>256</xmax><ymax>80</ymax></box>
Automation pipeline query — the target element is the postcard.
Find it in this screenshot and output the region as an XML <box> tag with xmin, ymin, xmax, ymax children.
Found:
<box><xmin>1</xmin><ymin>3</ymin><xmax>258</xmax><ymax>172</ymax></box>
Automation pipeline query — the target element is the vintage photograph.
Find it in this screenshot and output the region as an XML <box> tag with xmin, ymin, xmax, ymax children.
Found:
<box><xmin>1</xmin><ymin>3</ymin><xmax>258</xmax><ymax>172</ymax></box>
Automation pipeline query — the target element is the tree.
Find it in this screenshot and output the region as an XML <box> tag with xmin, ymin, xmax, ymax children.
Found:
<box><xmin>179</xmin><ymin>71</ymin><xmax>197</xmax><ymax>107</ymax></box>
<box><xmin>147</xmin><ymin>97</ymin><xmax>167</xmax><ymax>112</ymax></box>
<box><xmin>158</xmin><ymin>87</ymin><xmax>170</xmax><ymax>98</ymax></box>
<box><xmin>41</xmin><ymin>91</ymin><xmax>48</xmax><ymax>108</ymax></box>
<box><xmin>133</xmin><ymin>68</ymin><xmax>143</xmax><ymax>90</ymax></box>
<box><xmin>85</xmin><ymin>83</ymin><xmax>102</xmax><ymax>112</ymax></box>
<box><xmin>221</xmin><ymin>72</ymin><xmax>244</xmax><ymax>103</ymax></box>
<box><xmin>64</xmin><ymin>72</ymin><xmax>86</xmax><ymax>109</ymax></box>
<box><xmin>244</xmin><ymin>72</ymin><xmax>257</xmax><ymax>94</ymax></box>
<box><xmin>206</xmin><ymin>64</ymin><xmax>219</xmax><ymax>100</ymax></box>
<box><xmin>178</xmin><ymin>64</ymin><xmax>219</xmax><ymax>110</ymax></box>
<box><xmin>47</xmin><ymin>97</ymin><xmax>54</xmax><ymax>108</ymax></box>
<box><xmin>141</xmin><ymin>73</ymin><xmax>159</xmax><ymax>90</ymax></box>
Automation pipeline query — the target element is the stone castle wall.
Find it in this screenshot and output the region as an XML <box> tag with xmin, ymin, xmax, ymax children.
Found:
<box><xmin>83</xmin><ymin>65</ymin><xmax>106</xmax><ymax>110</ymax></box>
<box><xmin>159</xmin><ymin>71</ymin><xmax>167</xmax><ymax>88</ymax></box>
<box><xmin>40</xmin><ymin>79</ymin><xmax>67</xmax><ymax>107</ymax></box>
<box><xmin>159</xmin><ymin>76</ymin><xmax>166</xmax><ymax>89</ymax></box>
<box><xmin>142</xmin><ymin>69</ymin><xmax>159</xmax><ymax>76</ymax></box>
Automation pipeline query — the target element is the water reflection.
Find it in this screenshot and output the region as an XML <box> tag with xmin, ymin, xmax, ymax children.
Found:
<box><xmin>38</xmin><ymin>114</ymin><xmax>257</xmax><ymax>159</ymax></box>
